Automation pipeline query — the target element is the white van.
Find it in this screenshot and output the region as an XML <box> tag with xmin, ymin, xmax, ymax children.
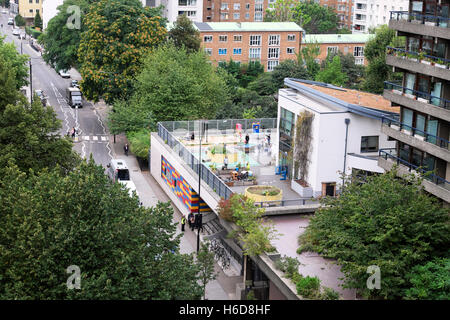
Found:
<box><xmin>106</xmin><ymin>159</ymin><xmax>139</xmax><ymax>198</ymax></box>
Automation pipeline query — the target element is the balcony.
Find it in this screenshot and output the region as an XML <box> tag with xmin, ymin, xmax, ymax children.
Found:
<box><xmin>386</xmin><ymin>47</ymin><xmax>450</xmax><ymax>81</ymax></box>
<box><xmin>389</xmin><ymin>11</ymin><xmax>450</xmax><ymax>40</ymax></box>
<box><xmin>381</xmin><ymin>116</ymin><xmax>450</xmax><ymax>162</ymax></box>
<box><xmin>378</xmin><ymin>148</ymin><xmax>450</xmax><ymax>202</ymax></box>
<box><xmin>384</xmin><ymin>81</ymin><xmax>450</xmax><ymax>122</ymax></box>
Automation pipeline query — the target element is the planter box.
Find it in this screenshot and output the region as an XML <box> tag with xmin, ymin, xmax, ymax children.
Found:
<box><xmin>291</xmin><ymin>179</ymin><xmax>313</xmax><ymax>198</ymax></box>
<box><xmin>421</xmin><ymin>60</ymin><xmax>431</xmax><ymax>65</ymax></box>
<box><xmin>265</xmin><ymin>251</ymin><xmax>281</xmax><ymax>262</ymax></box>
<box><xmin>417</xmin><ymin>97</ymin><xmax>428</xmax><ymax>103</ymax></box>
<box><xmin>414</xmin><ymin>134</ymin><xmax>425</xmax><ymax>141</ymax></box>
<box><xmin>435</xmin><ymin>63</ymin><xmax>446</xmax><ymax>69</ymax></box>
<box><xmin>392</xmin><ymin>90</ymin><xmax>403</xmax><ymax>95</ymax></box>
<box><xmin>404</xmin><ymin>93</ymin><xmax>415</xmax><ymax>99</ymax></box>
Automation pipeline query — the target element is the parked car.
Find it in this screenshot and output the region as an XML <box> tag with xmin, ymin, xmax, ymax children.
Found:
<box><xmin>7</xmin><ymin>18</ymin><xmax>14</xmax><ymax>25</ymax></box>
<box><xmin>66</xmin><ymin>87</ymin><xmax>82</xmax><ymax>108</ymax></box>
<box><xmin>12</xmin><ymin>28</ymin><xmax>20</xmax><ymax>36</ymax></box>
<box><xmin>59</xmin><ymin>69</ymin><xmax>70</xmax><ymax>78</ymax></box>
<box><xmin>34</xmin><ymin>90</ymin><xmax>48</xmax><ymax>106</ymax></box>
<box><xmin>71</xmin><ymin>80</ymin><xmax>79</xmax><ymax>88</ymax></box>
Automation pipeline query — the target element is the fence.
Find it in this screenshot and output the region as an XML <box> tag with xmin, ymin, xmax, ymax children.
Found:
<box><xmin>390</xmin><ymin>11</ymin><xmax>450</xmax><ymax>28</ymax></box>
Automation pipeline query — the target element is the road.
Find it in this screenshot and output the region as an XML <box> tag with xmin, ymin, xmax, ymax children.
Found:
<box><xmin>0</xmin><ymin>11</ymin><xmax>113</xmax><ymax>167</ymax></box>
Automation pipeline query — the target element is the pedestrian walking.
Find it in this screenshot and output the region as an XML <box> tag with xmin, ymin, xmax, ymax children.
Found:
<box><xmin>124</xmin><ymin>143</ymin><xmax>129</xmax><ymax>156</ymax></box>
<box><xmin>188</xmin><ymin>212</ymin><xmax>193</xmax><ymax>229</ymax></box>
<box><xmin>71</xmin><ymin>127</ymin><xmax>76</xmax><ymax>139</ymax></box>
<box><xmin>189</xmin><ymin>214</ymin><xmax>195</xmax><ymax>231</ymax></box>
<box><xmin>266</xmin><ymin>133</ymin><xmax>271</xmax><ymax>146</ymax></box>
<box><xmin>245</xmin><ymin>133</ymin><xmax>250</xmax><ymax>145</ymax></box>
<box><xmin>181</xmin><ymin>216</ymin><xmax>186</xmax><ymax>232</ymax></box>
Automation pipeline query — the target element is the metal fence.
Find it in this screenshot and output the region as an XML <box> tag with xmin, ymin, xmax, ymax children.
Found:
<box><xmin>390</xmin><ymin>11</ymin><xmax>450</xmax><ymax>28</ymax></box>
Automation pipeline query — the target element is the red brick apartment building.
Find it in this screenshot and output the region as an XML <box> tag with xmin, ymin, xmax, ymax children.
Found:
<box><xmin>194</xmin><ymin>21</ymin><xmax>303</xmax><ymax>71</ymax></box>
<box><xmin>203</xmin><ymin>0</ymin><xmax>276</xmax><ymax>22</ymax></box>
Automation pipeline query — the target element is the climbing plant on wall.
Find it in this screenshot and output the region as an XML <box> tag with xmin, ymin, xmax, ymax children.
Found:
<box><xmin>293</xmin><ymin>110</ymin><xmax>314</xmax><ymax>182</ymax></box>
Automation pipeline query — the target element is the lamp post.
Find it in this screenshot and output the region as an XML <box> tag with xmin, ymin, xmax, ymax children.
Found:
<box><xmin>196</xmin><ymin>120</ymin><xmax>203</xmax><ymax>252</ymax></box>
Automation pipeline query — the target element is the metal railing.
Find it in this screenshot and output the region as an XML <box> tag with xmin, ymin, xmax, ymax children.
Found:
<box><xmin>379</xmin><ymin>148</ymin><xmax>450</xmax><ymax>187</ymax></box>
<box><xmin>158</xmin><ymin>122</ymin><xmax>234</xmax><ymax>200</ymax></box>
<box><xmin>386</xmin><ymin>46</ymin><xmax>450</xmax><ymax>69</ymax></box>
<box><xmin>381</xmin><ymin>116</ymin><xmax>450</xmax><ymax>150</ymax></box>
<box><xmin>384</xmin><ymin>81</ymin><xmax>450</xmax><ymax>110</ymax></box>
<box><xmin>390</xmin><ymin>10</ymin><xmax>450</xmax><ymax>28</ymax></box>
<box><xmin>254</xmin><ymin>198</ymin><xmax>318</xmax><ymax>208</ymax></box>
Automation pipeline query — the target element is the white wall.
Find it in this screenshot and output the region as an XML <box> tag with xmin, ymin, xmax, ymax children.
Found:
<box><xmin>353</xmin><ymin>0</ymin><xmax>409</xmax><ymax>33</ymax></box>
<box><xmin>43</xmin><ymin>0</ymin><xmax>64</xmax><ymax>30</ymax></box>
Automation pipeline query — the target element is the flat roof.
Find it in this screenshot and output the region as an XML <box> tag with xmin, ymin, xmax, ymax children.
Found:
<box><xmin>285</xmin><ymin>79</ymin><xmax>400</xmax><ymax>116</ymax></box>
<box><xmin>303</xmin><ymin>34</ymin><xmax>374</xmax><ymax>44</ymax></box>
<box><xmin>193</xmin><ymin>21</ymin><xmax>304</xmax><ymax>32</ymax></box>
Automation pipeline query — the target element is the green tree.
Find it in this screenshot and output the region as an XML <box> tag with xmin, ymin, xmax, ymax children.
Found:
<box><xmin>109</xmin><ymin>43</ymin><xmax>229</xmax><ymax>133</ymax></box>
<box><xmin>298</xmin><ymin>41</ymin><xmax>321</xmax><ymax>79</ymax></box>
<box><xmin>78</xmin><ymin>0</ymin><xmax>167</xmax><ymax>104</ymax></box>
<box><xmin>263</xmin><ymin>0</ymin><xmax>297</xmax><ymax>22</ymax></box>
<box><xmin>362</xmin><ymin>25</ymin><xmax>403</xmax><ymax>93</ymax></box>
<box><xmin>315</xmin><ymin>55</ymin><xmax>348</xmax><ymax>86</ymax></box>
<box><xmin>404</xmin><ymin>257</ymin><xmax>450</xmax><ymax>300</ymax></box>
<box><xmin>298</xmin><ymin>169</ymin><xmax>450</xmax><ymax>299</ymax></box>
<box><xmin>168</xmin><ymin>13</ymin><xmax>201</xmax><ymax>53</ymax></box>
<box><xmin>0</xmin><ymin>161</ymin><xmax>204</xmax><ymax>299</ymax></box>
<box><xmin>14</xmin><ymin>14</ymin><xmax>26</xmax><ymax>27</ymax></box>
<box><xmin>196</xmin><ymin>241</ymin><xmax>217</xmax><ymax>300</ymax></box>
<box><xmin>126</xmin><ymin>128</ymin><xmax>150</xmax><ymax>159</ymax></box>
<box><xmin>270</xmin><ymin>59</ymin><xmax>310</xmax><ymax>88</ymax></box>
<box><xmin>39</xmin><ymin>0</ymin><xmax>92</xmax><ymax>72</ymax></box>
<box><xmin>293</xmin><ymin>1</ymin><xmax>339</xmax><ymax>34</ymax></box>
<box><xmin>246</xmin><ymin>72</ymin><xmax>277</xmax><ymax>96</ymax></box>
<box><xmin>0</xmin><ymin>36</ymin><xmax>29</xmax><ymax>89</ymax></box>
<box><xmin>34</xmin><ymin>11</ymin><xmax>43</xmax><ymax>29</ymax></box>
<box><xmin>323</xmin><ymin>52</ymin><xmax>365</xmax><ymax>89</ymax></box>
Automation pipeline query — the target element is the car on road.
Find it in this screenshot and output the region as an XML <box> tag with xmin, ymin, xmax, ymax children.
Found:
<box><xmin>34</xmin><ymin>90</ymin><xmax>48</xmax><ymax>106</ymax></box>
<box><xmin>7</xmin><ymin>18</ymin><xmax>13</xmax><ymax>25</ymax></box>
<box><xmin>106</xmin><ymin>159</ymin><xmax>140</xmax><ymax>199</ymax></box>
<box><xmin>12</xmin><ymin>28</ymin><xmax>20</xmax><ymax>36</ymax></box>
<box><xmin>2</xmin><ymin>9</ymin><xmax>8</xmax><ymax>14</ymax></box>
<box><xmin>71</xmin><ymin>80</ymin><xmax>79</xmax><ymax>88</ymax></box>
<box><xmin>59</xmin><ymin>69</ymin><xmax>71</xmax><ymax>78</ymax></box>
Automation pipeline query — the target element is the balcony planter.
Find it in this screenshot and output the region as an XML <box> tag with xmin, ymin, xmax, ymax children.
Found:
<box><xmin>291</xmin><ymin>179</ymin><xmax>313</xmax><ymax>198</ymax></box>
<box><xmin>421</xmin><ymin>60</ymin><xmax>431</xmax><ymax>65</ymax></box>
<box><xmin>393</xmin><ymin>89</ymin><xmax>402</xmax><ymax>95</ymax></box>
<box><xmin>414</xmin><ymin>134</ymin><xmax>425</xmax><ymax>141</ymax></box>
<box><xmin>425</xmin><ymin>21</ymin><xmax>435</xmax><ymax>26</ymax></box>
<box><xmin>404</xmin><ymin>93</ymin><xmax>415</xmax><ymax>99</ymax></box>
<box><xmin>418</xmin><ymin>97</ymin><xmax>428</xmax><ymax>103</ymax></box>
<box><xmin>435</xmin><ymin>63</ymin><xmax>446</xmax><ymax>69</ymax></box>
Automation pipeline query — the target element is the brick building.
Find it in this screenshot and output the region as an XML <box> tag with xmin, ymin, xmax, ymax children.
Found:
<box><xmin>193</xmin><ymin>21</ymin><xmax>303</xmax><ymax>71</ymax></box>
<box><xmin>318</xmin><ymin>0</ymin><xmax>354</xmax><ymax>30</ymax></box>
<box><xmin>302</xmin><ymin>33</ymin><xmax>374</xmax><ymax>66</ymax></box>
<box><xmin>203</xmin><ymin>0</ymin><xmax>276</xmax><ymax>22</ymax></box>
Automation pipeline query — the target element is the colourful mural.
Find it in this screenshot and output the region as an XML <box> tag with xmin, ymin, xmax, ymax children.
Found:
<box><xmin>161</xmin><ymin>156</ymin><xmax>210</xmax><ymax>213</ymax></box>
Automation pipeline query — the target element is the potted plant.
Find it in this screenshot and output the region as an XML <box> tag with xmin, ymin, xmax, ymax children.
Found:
<box><xmin>435</xmin><ymin>59</ymin><xmax>446</xmax><ymax>68</ymax></box>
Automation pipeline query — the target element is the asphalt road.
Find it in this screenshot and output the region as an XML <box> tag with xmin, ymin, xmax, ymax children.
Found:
<box><xmin>0</xmin><ymin>11</ymin><xmax>113</xmax><ymax>167</ymax></box>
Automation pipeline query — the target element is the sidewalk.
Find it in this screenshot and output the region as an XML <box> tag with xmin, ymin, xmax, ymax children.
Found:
<box><xmin>95</xmin><ymin>102</ymin><xmax>242</xmax><ymax>300</ymax></box>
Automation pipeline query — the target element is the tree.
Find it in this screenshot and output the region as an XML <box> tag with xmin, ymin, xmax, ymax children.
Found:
<box><xmin>292</xmin><ymin>1</ymin><xmax>339</xmax><ymax>34</ymax></box>
<box><xmin>362</xmin><ymin>25</ymin><xmax>404</xmax><ymax>94</ymax></box>
<box><xmin>168</xmin><ymin>14</ymin><xmax>201</xmax><ymax>53</ymax></box>
<box><xmin>263</xmin><ymin>0</ymin><xmax>297</xmax><ymax>22</ymax></box>
<box><xmin>298</xmin><ymin>169</ymin><xmax>450</xmax><ymax>299</ymax></box>
<box><xmin>219</xmin><ymin>60</ymin><xmax>265</xmax><ymax>88</ymax></box>
<box><xmin>298</xmin><ymin>41</ymin><xmax>321</xmax><ymax>79</ymax></box>
<box><xmin>34</xmin><ymin>11</ymin><xmax>43</xmax><ymax>29</ymax></box>
<box><xmin>126</xmin><ymin>128</ymin><xmax>150</xmax><ymax>159</ymax></box>
<box><xmin>78</xmin><ymin>0</ymin><xmax>167</xmax><ymax>104</ymax></box>
<box><xmin>196</xmin><ymin>241</ymin><xmax>217</xmax><ymax>300</ymax></box>
<box><xmin>0</xmin><ymin>36</ymin><xmax>29</xmax><ymax>89</ymax></box>
<box><xmin>14</xmin><ymin>14</ymin><xmax>26</xmax><ymax>27</ymax></box>
<box><xmin>270</xmin><ymin>59</ymin><xmax>310</xmax><ymax>88</ymax></box>
<box><xmin>323</xmin><ymin>52</ymin><xmax>365</xmax><ymax>89</ymax></box>
<box><xmin>39</xmin><ymin>0</ymin><xmax>92</xmax><ymax>72</ymax></box>
<box><xmin>109</xmin><ymin>43</ymin><xmax>229</xmax><ymax>133</ymax></box>
<box><xmin>315</xmin><ymin>55</ymin><xmax>348</xmax><ymax>87</ymax></box>
<box><xmin>0</xmin><ymin>161</ymin><xmax>205</xmax><ymax>299</ymax></box>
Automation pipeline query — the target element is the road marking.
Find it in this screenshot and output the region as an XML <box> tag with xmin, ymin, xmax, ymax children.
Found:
<box><xmin>92</xmin><ymin>136</ymin><xmax>98</xmax><ymax>141</ymax></box>
<box><xmin>101</xmin><ymin>136</ymin><xmax>108</xmax><ymax>141</ymax></box>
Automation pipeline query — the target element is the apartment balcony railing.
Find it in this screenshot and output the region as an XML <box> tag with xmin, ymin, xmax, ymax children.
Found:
<box><xmin>390</xmin><ymin>10</ymin><xmax>450</xmax><ymax>28</ymax></box>
<box><xmin>386</xmin><ymin>46</ymin><xmax>450</xmax><ymax>70</ymax></box>
<box><xmin>381</xmin><ymin>116</ymin><xmax>450</xmax><ymax>150</ymax></box>
<box><xmin>379</xmin><ymin>148</ymin><xmax>450</xmax><ymax>187</ymax></box>
<box><xmin>384</xmin><ymin>81</ymin><xmax>450</xmax><ymax>110</ymax></box>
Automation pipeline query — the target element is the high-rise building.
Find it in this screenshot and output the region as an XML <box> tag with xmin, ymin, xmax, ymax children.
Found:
<box><xmin>379</xmin><ymin>0</ymin><xmax>450</xmax><ymax>204</ymax></box>
<box><xmin>318</xmin><ymin>0</ymin><xmax>354</xmax><ymax>30</ymax></box>
<box><xmin>203</xmin><ymin>0</ymin><xmax>275</xmax><ymax>22</ymax></box>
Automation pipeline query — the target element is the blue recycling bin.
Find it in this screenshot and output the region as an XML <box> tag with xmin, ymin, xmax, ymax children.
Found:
<box><xmin>252</xmin><ymin>122</ymin><xmax>260</xmax><ymax>133</ymax></box>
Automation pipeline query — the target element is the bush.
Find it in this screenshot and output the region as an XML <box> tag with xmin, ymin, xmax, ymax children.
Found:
<box><xmin>126</xmin><ymin>128</ymin><xmax>150</xmax><ymax>159</ymax></box>
<box><xmin>14</xmin><ymin>14</ymin><xmax>26</xmax><ymax>27</ymax></box>
<box><xmin>296</xmin><ymin>275</ymin><xmax>321</xmax><ymax>298</ymax></box>
<box><xmin>321</xmin><ymin>287</ymin><xmax>340</xmax><ymax>300</ymax></box>
<box><xmin>275</xmin><ymin>255</ymin><xmax>301</xmax><ymax>279</ymax></box>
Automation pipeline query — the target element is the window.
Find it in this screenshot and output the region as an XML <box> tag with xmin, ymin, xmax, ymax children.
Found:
<box><xmin>233</xmin><ymin>12</ymin><xmax>240</xmax><ymax>19</ymax></box>
<box><xmin>249</xmin><ymin>35</ymin><xmax>261</xmax><ymax>46</ymax></box>
<box><xmin>268</xmin><ymin>47</ymin><xmax>280</xmax><ymax>59</ymax></box>
<box><xmin>245</xmin><ymin>3</ymin><xmax>250</xmax><ymax>10</ymax></box>
<box><xmin>268</xmin><ymin>34</ymin><xmax>280</xmax><ymax>46</ymax></box>
<box><xmin>361</xmin><ymin>136</ymin><xmax>379</xmax><ymax>153</ymax></box>
<box><xmin>267</xmin><ymin>60</ymin><xmax>279</xmax><ymax>71</ymax></box>
<box><xmin>218</xmin><ymin>48</ymin><xmax>227</xmax><ymax>55</ymax></box>
<box><xmin>220</xmin><ymin>13</ymin><xmax>229</xmax><ymax>19</ymax></box>
<box><xmin>233</xmin><ymin>35</ymin><xmax>242</xmax><ymax>42</ymax></box>
<box><xmin>178</xmin><ymin>10</ymin><xmax>196</xmax><ymax>17</ymax></box>
<box><xmin>219</xmin><ymin>35</ymin><xmax>228</xmax><ymax>42</ymax></box>
<box><xmin>234</xmin><ymin>3</ymin><xmax>240</xmax><ymax>10</ymax></box>
<box><xmin>249</xmin><ymin>47</ymin><xmax>261</xmax><ymax>59</ymax></box>
<box><xmin>327</xmin><ymin>46</ymin><xmax>338</xmax><ymax>55</ymax></box>
<box><xmin>233</xmin><ymin>48</ymin><xmax>242</xmax><ymax>55</ymax></box>
<box><xmin>355</xmin><ymin>58</ymin><xmax>364</xmax><ymax>65</ymax></box>
<box><xmin>254</xmin><ymin>12</ymin><xmax>263</xmax><ymax>21</ymax></box>
<box><xmin>287</xmin><ymin>34</ymin><xmax>296</xmax><ymax>41</ymax></box>
<box><xmin>353</xmin><ymin>46</ymin><xmax>364</xmax><ymax>57</ymax></box>
<box><xmin>245</xmin><ymin>13</ymin><xmax>250</xmax><ymax>19</ymax></box>
<box><xmin>221</xmin><ymin>3</ymin><xmax>229</xmax><ymax>10</ymax></box>
<box><xmin>203</xmin><ymin>35</ymin><xmax>213</xmax><ymax>42</ymax></box>
<box><xmin>204</xmin><ymin>48</ymin><xmax>212</xmax><ymax>56</ymax></box>
<box><xmin>178</xmin><ymin>0</ymin><xmax>197</xmax><ymax>5</ymax></box>
<box><xmin>287</xmin><ymin>47</ymin><xmax>295</xmax><ymax>54</ymax></box>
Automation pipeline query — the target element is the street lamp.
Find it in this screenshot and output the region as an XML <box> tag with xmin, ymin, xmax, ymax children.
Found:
<box><xmin>196</xmin><ymin>119</ymin><xmax>206</xmax><ymax>252</ymax></box>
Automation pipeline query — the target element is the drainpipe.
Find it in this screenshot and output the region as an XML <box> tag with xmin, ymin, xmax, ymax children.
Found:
<box><xmin>343</xmin><ymin>118</ymin><xmax>351</xmax><ymax>189</ymax></box>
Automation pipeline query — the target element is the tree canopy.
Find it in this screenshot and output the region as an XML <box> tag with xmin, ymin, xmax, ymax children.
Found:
<box><xmin>78</xmin><ymin>0</ymin><xmax>167</xmax><ymax>104</ymax></box>
<box><xmin>315</xmin><ymin>55</ymin><xmax>348</xmax><ymax>87</ymax></box>
<box><xmin>298</xmin><ymin>169</ymin><xmax>450</xmax><ymax>299</ymax></box>
<box><xmin>168</xmin><ymin>13</ymin><xmax>201</xmax><ymax>53</ymax></box>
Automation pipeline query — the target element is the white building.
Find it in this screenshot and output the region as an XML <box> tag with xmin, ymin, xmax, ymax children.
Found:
<box><xmin>353</xmin><ymin>0</ymin><xmax>409</xmax><ymax>33</ymax></box>
<box><xmin>143</xmin><ymin>0</ymin><xmax>203</xmax><ymax>23</ymax></box>
<box><xmin>42</xmin><ymin>0</ymin><xmax>64</xmax><ymax>30</ymax></box>
<box><xmin>276</xmin><ymin>78</ymin><xmax>398</xmax><ymax>197</ymax></box>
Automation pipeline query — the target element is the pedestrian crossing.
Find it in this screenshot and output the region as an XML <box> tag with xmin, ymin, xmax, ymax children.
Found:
<box><xmin>81</xmin><ymin>135</ymin><xmax>109</xmax><ymax>142</ymax></box>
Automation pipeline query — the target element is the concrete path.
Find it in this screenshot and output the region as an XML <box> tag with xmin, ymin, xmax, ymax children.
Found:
<box><xmin>95</xmin><ymin>102</ymin><xmax>242</xmax><ymax>300</ymax></box>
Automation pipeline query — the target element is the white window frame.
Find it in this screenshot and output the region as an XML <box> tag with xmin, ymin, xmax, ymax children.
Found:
<box><xmin>353</xmin><ymin>46</ymin><xmax>364</xmax><ymax>57</ymax></box>
<box><xmin>249</xmin><ymin>47</ymin><xmax>261</xmax><ymax>59</ymax></box>
<box><xmin>234</xmin><ymin>3</ymin><xmax>240</xmax><ymax>10</ymax></box>
<box><xmin>287</xmin><ymin>34</ymin><xmax>296</xmax><ymax>41</ymax></box>
<box><xmin>327</xmin><ymin>46</ymin><xmax>338</xmax><ymax>56</ymax></box>
<box><xmin>203</xmin><ymin>35</ymin><xmax>213</xmax><ymax>43</ymax></box>
<box><xmin>287</xmin><ymin>47</ymin><xmax>295</xmax><ymax>54</ymax></box>
<box><xmin>204</xmin><ymin>48</ymin><xmax>212</xmax><ymax>56</ymax></box>
<box><xmin>268</xmin><ymin>47</ymin><xmax>280</xmax><ymax>59</ymax></box>
<box><xmin>267</xmin><ymin>60</ymin><xmax>279</xmax><ymax>71</ymax></box>
<box><xmin>218</xmin><ymin>48</ymin><xmax>227</xmax><ymax>55</ymax></box>
<box><xmin>268</xmin><ymin>34</ymin><xmax>280</xmax><ymax>46</ymax></box>
<box><xmin>233</xmin><ymin>35</ymin><xmax>242</xmax><ymax>42</ymax></box>
<box><xmin>249</xmin><ymin>35</ymin><xmax>261</xmax><ymax>46</ymax></box>
<box><xmin>219</xmin><ymin>35</ymin><xmax>228</xmax><ymax>42</ymax></box>
<box><xmin>233</xmin><ymin>48</ymin><xmax>242</xmax><ymax>55</ymax></box>
<box><xmin>221</xmin><ymin>3</ymin><xmax>229</xmax><ymax>10</ymax></box>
